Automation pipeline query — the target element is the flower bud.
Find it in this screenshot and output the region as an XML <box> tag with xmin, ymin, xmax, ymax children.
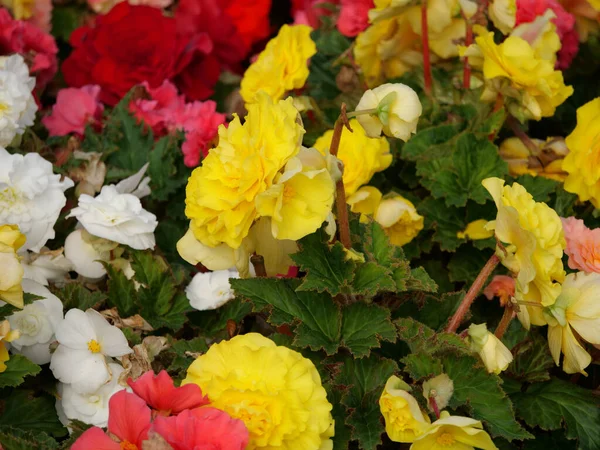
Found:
<box><xmin>422</xmin><ymin>374</ymin><xmax>454</xmax><ymax>411</ymax></box>
<box><xmin>374</xmin><ymin>195</ymin><xmax>424</xmax><ymax>246</ymax></box>
<box><xmin>468</xmin><ymin>323</ymin><xmax>513</xmax><ymax>374</ymax></box>
<box><xmin>355</xmin><ymin>83</ymin><xmax>422</xmax><ymax>141</ymax></box>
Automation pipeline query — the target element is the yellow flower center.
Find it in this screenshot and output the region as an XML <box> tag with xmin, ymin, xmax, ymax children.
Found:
<box><xmin>120</xmin><ymin>441</ymin><xmax>138</xmax><ymax>450</ymax></box>
<box><xmin>87</xmin><ymin>340</ymin><xmax>102</xmax><ymax>353</ymax></box>
<box><xmin>436</xmin><ymin>432</ymin><xmax>456</xmax><ymax>446</ymax></box>
<box><xmin>283</xmin><ymin>184</ymin><xmax>295</xmax><ymax>200</ymax></box>
<box><xmin>0</xmin><ymin>187</ymin><xmax>20</xmax><ymax>208</ymax></box>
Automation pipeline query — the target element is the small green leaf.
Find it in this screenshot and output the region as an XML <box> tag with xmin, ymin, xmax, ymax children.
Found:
<box><xmin>340</xmin><ymin>303</ymin><xmax>396</xmax><ymax>357</ymax></box>
<box><xmin>418</xmin><ymin>198</ymin><xmax>465</xmax><ymax>251</ymax></box>
<box><xmin>507</xmin><ymin>332</ymin><xmax>554</xmax><ymax>383</ymax></box>
<box><xmin>511</xmin><ymin>379</ymin><xmax>600</xmax><ymax>450</ymax></box>
<box><xmin>51</xmin><ymin>283</ymin><xmax>106</xmax><ymax>311</ymax></box>
<box><xmin>291</xmin><ymin>230</ymin><xmax>356</xmax><ymax>296</ymax></box>
<box><xmin>105</xmin><ymin>264</ymin><xmax>137</xmax><ymax>318</ymax></box>
<box><xmin>0</xmin><ymin>391</ymin><xmax>65</xmax><ymax>437</ymax></box>
<box><xmin>406</xmin><ymin>267</ymin><xmax>438</xmax><ymax>293</ymax></box>
<box><xmin>401</xmin><ymin>124</ymin><xmax>461</xmax><ymax>161</ymax></box>
<box><xmin>189</xmin><ymin>298</ymin><xmax>252</xmax><ymax>336</ymax></box>
<box><xmin>0</xmin><ymin>356</ymin><xmax>41</xmax><ymax>388</ymax></box>
<box><xmin>0</xmin><ymin>427</ymin><xmax>59</xmax><ymax>450</ymax></box>
<box><xmin>148</xmin><ymin>135</ymin><xmax>188</xmax><ymax>202</ymax></box>
<box><xmin>514</xmin><ymin>175</ymin><xmax>559</xmax><ymax>202</ymax></box>
<box><xmin>167</xmin><ymin>337</ymin><xmax>209</xmax><ymax>378</ymax></box>
<box><xmin>351</xmin><ymin>262</ymin><xmax>396</xmax><ymax>297</ymax></box>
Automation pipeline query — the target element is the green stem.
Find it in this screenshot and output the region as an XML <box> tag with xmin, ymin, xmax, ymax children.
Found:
<box><xmin>346</xmin><ymin>108</ymin><xmax>379</xmax><ymax>118</ymax></box>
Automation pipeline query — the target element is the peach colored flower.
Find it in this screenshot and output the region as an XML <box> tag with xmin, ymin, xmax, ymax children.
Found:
<box><xmin>561</xmin><ymin>217</ymin><xmax>600</xmax><ymax>273</ymax></box>
<box><xmin>484</xmin><ymin>275</ymin><xmax>516</xmax><ymax>306</ymax></box>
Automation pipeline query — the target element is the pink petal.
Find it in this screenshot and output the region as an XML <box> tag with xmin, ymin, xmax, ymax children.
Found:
<box><xmin>71</xmin><ymin>427</ymin><xmax>120</xmax><ymax>450</ymax></box>
<box><xmin>107</xmin><ymin>391</ymin><xmax>152</xmax><ymax>446</ymax></box>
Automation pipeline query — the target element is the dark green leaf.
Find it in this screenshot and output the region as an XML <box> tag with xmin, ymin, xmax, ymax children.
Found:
<box><xmin>0</xmin><ymin>390</ymin><xmax>65</xmax><ymax>437</ymax></box>
<box><xmin>0</xmin><ymin>356</ymin><xmax>41</xmax><ymax>388</ymax></box>
<box><xmin>52</xmin><ymin>283</ymin><xmax>106</xmax><ymax>311</ymax></box>
<box><xmin>105</xmin><ymin>264</ymin><xmax>137</xmax><ymax>318</ymax></box>
<box><xmin>507</xmin><ymin>333</ymin><xmax>554</xmax><ymax>383</ymax></box>
<box><xmin>351</xmin><ymin>262</ymin><xmax>396</xmax><ymax>297</ymax></box>
<box><xmin>418</xmin><ymin>198</ymin><xmax>465</xmax><ymax>251</ymax></box>
<box><xmin>513</xmin><ymin>175</ymin><xmax>559</xmax><ymax>202</ymax></box>
<box><xmin>401</xmin><ymin>124</ymin><xmax>461</xmax><ymax>161</ymax></box>
<box><xmin>0</xmin><ymin>427</ymin><xmax>59</xmax><ymax>450</ymax></box>
<box><xmin>340</xmin><ymin>303</ymin><xmax>396</xmax><ymax>357</ymax></box>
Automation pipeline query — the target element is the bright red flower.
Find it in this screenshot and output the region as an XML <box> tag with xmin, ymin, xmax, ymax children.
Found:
<box><xmin>42</xmin><ymin>85</ymin><xmax>104</xmax><ymax>136</ymax></box>
<box><xmin>62</xmin><ymin>3</ymin><xmax>212</xmax><ymax>105</ymax></box>
<box><xmin>152</xmin><ymin>408</ymin><xmax>249</xmax><ymax>450</ymax></box>
<box><xmin>516</xmin><ymin>0</ymin><xmax>579</xmax><ymax>69</ymax></box>
<box><xmin>128</xmin><ymin>370</ymin><xmax>210</xmax><ymax>416</ymax></box>
<box><xmin>0</xmin><ymin>8</ymin><xmax>58</xmax><ymax>90</ymax></box>
<box><xmin>221</xmin><ymin>0</ymin><xmax>272</xmax><ymax>51</ymax></box>
<box><xmin>72</xmin><ymin>391</ymin><xmax>152</xmax><ymax>450</ymax></box>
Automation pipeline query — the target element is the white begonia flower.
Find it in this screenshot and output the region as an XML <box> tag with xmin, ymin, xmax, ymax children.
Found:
<box><xmin>67</xmin><ymin>185</ymin><xmax>157</xmax><ymax>251</ymax></box>
<box><xmin>355</xmin><ymin>83</ymin><xmax>422</xmax><ymax>141</ymax></box>
<box><xmin>468</xmin><ymin>323</ymin><xmax>513</xmax><ymax>374</ymax></box>
<box><xmin>0</xmin><ymin>54</ymin><xmax>37</xmax><ymax>147</ymax></box>
<box><xmin>115</xmin><ymin>163</ymin><xmax>151</xmax><ymax>199</ymax></box>
<box><xmin>50</xmin><ymin>308</ymin><xmax>132</xmax><ymax>394</ymax></box>
<box><xmin>59</xmin><ymin>363</ymin><xmax>127</xmax><ymax>427</ymax></box>
<box><xmin>64</xmin><ymin>229</ymin><xmax>114</xmax><ymax>279</ymax></box>
<box><xmin>0</xmin><ymin>148</ymin><xmax>74</xmax><ymax>252</ymax></box>
<box><xmin>7</xmin><ymin>279</ymin><xmax>63</xmax><ymax>364</ymax></box>
<box><xmin>185</xmin><ymin>268</ymin><xmax>240</xmax><ymax>311</ymax></box>
<box><xmin>21</xmin><ymin>249</ymin><xmax>73</xmax><ymax>286</ymax></box>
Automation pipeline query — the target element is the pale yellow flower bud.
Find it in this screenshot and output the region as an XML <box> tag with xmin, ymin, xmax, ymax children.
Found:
<box><xmin>468</xmin><ymin>323</ymin><xmax>513</xmax><ymax>374</ymax></box>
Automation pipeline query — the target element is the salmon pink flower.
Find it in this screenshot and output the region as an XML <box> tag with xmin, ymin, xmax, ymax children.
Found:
<box><xmin>484</xmin><ymin>275</ymin><xmax>516</xmax><ymax>306</ymax></box>
<box><xmin>42</xmin><ymin>85</ymin><xmax>104</xmax><ymax>136</ymax></box>
<box><xmin>72</xmin><ymin>391</ymin><xmax>152</xmax><ymax>450</ymax></box>
<box><xmin>561</xmin><ymin>217</ymin><xmax>600</xmax><ymax>273</ymax></box>
<box><xmin>152</xmin><ymin>408</ymin><xmax>249</xmax><ymax>450</ymax></box>
<box><xmin>127</xmin><ymin>370</ymin><xmax>209</xmax><ymax>416</ymax></box>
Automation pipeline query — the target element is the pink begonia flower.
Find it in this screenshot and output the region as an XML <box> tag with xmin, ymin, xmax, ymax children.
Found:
<box><xmin>87</xmin><ymin>0</ymin><xmax>173</xmax><ymax>15</ymax></box>
<box><xmin>42</xmin><ymin>85</ymin><xmax>104</xmax><ymax>136</ymax></box>
<box><xmin>561</xmin><ymin>217</ymin><xmax>600</xmax><ymax>273</ymax></box>
<box><xmin>152</xmin><ymin>408</ymin><xmax>249</xmax><ymax>450</ymax></box>
<box><xmin>516</xmin><ymin>0</ymin><xmax>579</xmax><ymax>69</ymax></box>
<box><xmin>0</xmin><ymin>8</ymin><xmax>58</xmax><ymax>90</ymax></box>
<box><xmin>130</xmin><ymin>80</ymin><xmax>225</xmax><ymax>167</ymax></box>
<box><xmin>337</xmin><ymin>0</ymin><xmax>373</xmax><ymax>37</ymax></box>
<box><xmin>72</xmin><ymin>391</ymin><xmax>152</xmax><ymax>450</ymax></box>
<box><xmin>292</xmin><ymin>0</ymin><xmax>338</xmax><ymax>28</ymax></box>
<box><xmin>484</xmin><ymin>275</ymin><xmax>516</xmax><ymax>306</ymax></box>
<box><xmin>128</xmin><ymin>370</ymin><xmax>209</xmax><ymax>416</ymax></box>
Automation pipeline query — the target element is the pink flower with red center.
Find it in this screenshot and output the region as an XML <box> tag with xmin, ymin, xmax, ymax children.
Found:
<box><xmin>127</xmin><ymin>370</ymin><xmax>209</xmax><ymax>416</ymax></box>
<box><xmin>130</xmin><ymin>80</ymin><xmax>226</xmax><ymax>167</ymax></box>
<box><xmin>484</xmin><ymin>275</ymin><xmax>516</xmax><ymax>306</ymax></box>
<box><xmin>72</xmin><ymin>390</ymin><xmax>151</xmax><ymax>450</ymax></box>
<box><xmin>516</xmin><ymin>0</ymin><xmax>579</xmax><ymax>69</ymax></box>
<box><xmin>152</xmin><ymin>408</ymin><xmax>249</xmax><ymax>450</ymax></box>
<box><xmin>0</xmin><ymin>8</ymin><xmax>58</xmax><ymax>90</ymax></box>
<box><xmin>42</xmin><ymin>85</ymin><xmax>104</xmax><ymax>136</ymax></box>
<box><xmin>562</xmin><ymin>217</ymin><xmax>600</xmax><ymax>273</ymax></box>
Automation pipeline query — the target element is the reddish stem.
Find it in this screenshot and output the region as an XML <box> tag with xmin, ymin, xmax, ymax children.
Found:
<box><xmin>250</xmin><ymin>254</ymin><xmax>267</xmax><ymax>277</ymax></box>
<box><xmin>463</xmin><ymin>19</ymin><xmax>473</xmax><ymax>89</ymax></box>
<box><xmin>429</xmin><ymin>396</ymin><xmax>441</xmax><ymax>419</ymax></box>
<box><xmin>507</xmin><ymin>115</ymin><xmax>539</xmax><ymax>155</ymax></box>
<box><xmin>421</xmin><ymin>1</ymin><xmax>432</xmax><ymax>95</ymax></box>
<box><xmin>494</xmin><ymin>307</ymin><xmax>515</xmax><ymax>340</ymax></box>
<box><xmin>446</xmin><ymin>254</ymin><xmax>500</xmax><ymax>333</ymax></box>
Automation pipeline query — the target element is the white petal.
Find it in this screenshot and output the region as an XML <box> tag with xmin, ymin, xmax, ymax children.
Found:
<box><xmin>86</xmin><ymin>309</ymin><xmax>132</xmax><ymax>357</ymax></box>
<box><xmin>50</xmin><ymin>346</ymin><xmax>110</xmax><ymax>393</ymax></box>
<box><xmin>54</xmin><ymin>309</ymin><xmax>95</xmax><ymax>349</ymax></box>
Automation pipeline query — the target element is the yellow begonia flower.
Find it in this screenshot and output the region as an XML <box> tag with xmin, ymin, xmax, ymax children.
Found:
<box><xmin>379</xmin><ymin>375</ymin><xmax>431</xmax><ymax>443</ymax></box>
<box><xmin>457</xmin><ymin>220</ymin><xmax>495</xmax><ymax>240</ymax></box>
<box><xmin>0</xmin><ymin>319</ymin><xmax>20</xmax><ymax>372</ymax></box>
<box><xmin>240</xmin><ymin>24</ymin><xmax>316</xmax><ymax>104</ymax></box>
<box><xmin>545</xmin><ymin>272</ymin><xmax>600</xmax><ymax>375</ymax></box>
<box><xmin>355</xmin><ymin>83</ymin><xmax>422</xmax><ymax>141</ymax></box>
<box><xmin>369</xmin><ymin>0</ymin><xmax>413</xmax><ymax>22</ymax></box>
<box><xmin>0</xmin><ymin>224</ymin><xmax>26</xmax><ymax>309</ymax></box>
<box><xmin>467</xmin><ymin>323</ymin><xmax>513</xmax><ymax>374</ymax></box>
<box><xmin>411</xmin><ymin>411</ymin><xmax>498</xmax><ymax>450</ymax></box>
<box><xmin>375</xmin><ymin>195</ymin><xmax>424</xmax><ymax>246</ymax></box>
<box><xmin>499</xmin><ymin>137</ymin><xmax>569</xmax><ymax>182</ymax></box>
<box><xmin>185</xmin><ymin>92</ymin><xmax>303</xmax><ymax>249</ymax></box>
<box><xmin>563</xmin><ymin>97</ymin><xmax>600</xmax><ymax>208</ymax></box>
<box><xmin>489</xmin><ymin>0</ymin><xmax>517</xmax><ymax>34</ymax></box>
<box><xmin>511</xmin><ymin>10</ymin><xmax>561</xmax><ymax>64</ymax></box>
<box><xmin>461</xmin><ymin>27</ymin><xmax>573</xmax><ymax>121</ymax></box>
<box><xmin>482</xmin><ymin>178</ymin><xmax>565</xmax><ymax>329</ymax></box>
<box><xmin>354</xmin><ymin>15</ymin><xmax>422</xmax><ymax>88</ymax></box>
<box><xmin>314</xmin><ymin>119</ymin><xmax>391</xmax><ymax>196</ymax></box>
<box><xmin>255</xmin><ymin>148</ymin><xmax>335</xmax><ymax>241</ymax></box>
<box><xmin>183</xmin><ymin>333</ymin><xmax>334</xmax><ymax>450</ymax></box>
<box><xmin>347</xmin><ymin>186</ymin><xmax>384</xmax><ymax>216</ymax></box>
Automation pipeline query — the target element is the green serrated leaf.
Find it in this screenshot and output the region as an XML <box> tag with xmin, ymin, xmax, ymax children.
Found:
<box><xmin>105</xmin><ymin>104</ymin><xmax>154</xmax><ymax>171</ymax></box>
<box><xmin>406</xmin><ymin>267</ymin><xmax>438</xmax><ymax>293</ymax></box>
<box><xmin>167</xmin><ymin>336</ymin><xmax>209</xmax><ymax>378</ymax></box>
<box><xmin>105</xmin><ymin>264</ymin><xmax>137</xmax><ymax>318</ymax></box>
<box><xmin>401</xmin><ymin>124</ymin><xmax>461</xmax><ymax>161</ymax></box>
<box><xmin>0</xmin><ymin>356</ymin><xmax>41</xmax><ymax>388</ymax></box>
<box><xmin>0</xmin><ymin>427</ymin><xmax>59</xmax><ymax>450</ymax></box>
<box><xmin>148</xmin><ymin>135</ymin><xmax>188</xmax><ymax>201</ymax></box>
<box><xmin>507</xmin><ymin>332</ymin><xmax>554</xmax><ymax>383</ymax></box>
<box><xmin>51</xmin><ymin>283</ymin><xmax>106</xmax><ymax>311</ymax></box>
<box><xmin>231</xmin><ymin>278</ymin><xmax>342</xmax><ymax>354</ymax></box>
<box><xmin>418</xmin><ymin>198</ymin><xmax>465</xmax><ymax>251</ymax></box>
<box><xmin>291</xmin><ymin>231</ymin><xmax>356</xmax><ymax>296</ymax></box>
<box><xmin>513</xmin><ymin>175</ymin><xmax>559</xmax><ymax>202</ymax></box>
<box><xmin>352</xmin><ymin>262</ymin><xmax>396</xmax><ymax>297</ymax></box>
<box><xmin>0</xmin><ymin>391</ymin><xmax>65</xmax><ymax>437</ymax></box>
<box><xmin>511</xmin><ymin>379</ymin><xmax>600</xmax><ymax>450</ymax></box>
<box><xmin>341</xmin><ymin>303</ymin><xmax>396</xmax><ymax>357</ymax></box>
<box><xmin>189</xmin><ymin>298</ymin><xmax>252</xmax><ymax>336</ymax></box>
